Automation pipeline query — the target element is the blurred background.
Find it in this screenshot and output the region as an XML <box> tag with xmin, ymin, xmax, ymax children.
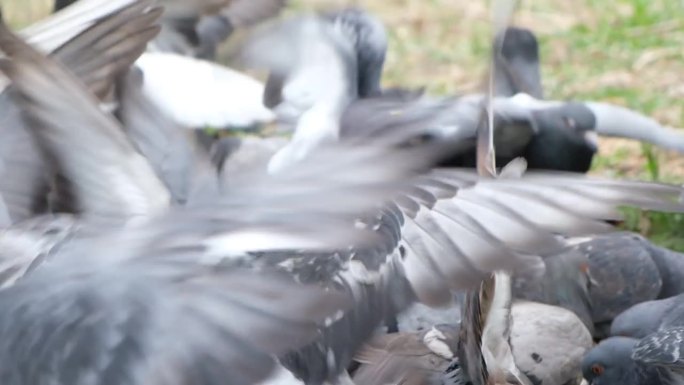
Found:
<box><xmin>3</xmin><ymin>0</ymin><xmax>684</xmax><ymax>247</ymax></box>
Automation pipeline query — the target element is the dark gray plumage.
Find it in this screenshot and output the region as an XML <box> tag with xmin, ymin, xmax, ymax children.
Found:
<box><xmin>585</xmin><ymin>232</ymin><xmax>662</xmax><ymax>320</ymax></box>
<box><xmin>610</xmin><ymin>294</ymin><xmax>684</xmax><ymax>339</ymax></box>
<box><xmin>321</xmin><ymin>7</ymin><xmax>388</xmax><ymax>98</ymax></box>
<box><xmin>492</xmin><ymin>26</ymin><xmax>543</xmax><ymax>99</ymax></box>
<box><xmin>490</xmin><ymin>27</ymin><xmax>598</xmax><ymax>172</ymax></box>
<box><xmin>578</xmin><ymin>232</ymin><xmax>684</xmax><ymax>325</ymax></box>
<box><xmin>646</xmin><ymin>243</ymin><xmax>684</xmax><ymax>299</ymax></box>
<box><xmin>493</xmin><ymin>27</ymin><xmax>684</xmax><ymax>164</ymax></box>
<box><xmin>584</xmin><ymin>296</ymin><xmax>684</xmax><ymax>384</ymax></box>
<box><xmin>633</xmin><ymin>327</ymin><xmax>684</xmax><ymax>374</ymax></box>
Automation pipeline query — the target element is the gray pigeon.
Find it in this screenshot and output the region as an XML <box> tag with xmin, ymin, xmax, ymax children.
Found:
<box><xmin>6</xmin><ymin>6</ymin><xmax>684</xmax><ymax>385</ymax></box>
<box><xmin>576</xmin><ymin>232</ymin><xmax>684</xmax><ymax>334</ymax></box>
<box><xmin>583</xmin><ymin>291</ymin><xmax>684</xmax><ymax>384</ymax></box>
<box><xmin>581</xmin><ymin>331</ymin><xmax>684</xmax><ymax>385</ymax></box>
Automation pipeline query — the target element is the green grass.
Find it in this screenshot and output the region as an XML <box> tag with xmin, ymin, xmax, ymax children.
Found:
<box><xmin>4</xmin><ymin>0</ymin><xmax>684</xmax><ymax>249</ymax></box>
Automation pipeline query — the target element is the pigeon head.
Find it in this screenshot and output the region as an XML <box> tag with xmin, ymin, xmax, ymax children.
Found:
<box><xmin>582</xmin><ymin>337</ymin><xmax>641</xmax><ymax>385</ymax></box>
<box><xmin>524</xmin><ymin>102</ymin><xmax>598</xmax><ymax>172</ymax></box>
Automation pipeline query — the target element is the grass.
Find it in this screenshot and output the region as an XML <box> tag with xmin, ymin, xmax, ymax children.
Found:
<box><xmin>3</xmin><ymin>0</ymin><xmax>684</xmax><ymax>249</ymax></box>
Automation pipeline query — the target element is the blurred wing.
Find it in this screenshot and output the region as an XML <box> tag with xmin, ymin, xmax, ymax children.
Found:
<box><xmin>0</xmin><ymin>18</ymin><xmax>171</xmax><ymax>224</ymax></box>
<box><xmin>0</xmin><ymin>0</ymin><xmax>161</xmax><ymax>224</ymax></box>
<box><xmin>116</xmin><ymin>67</ymin><xmax>219</xmax><ymax>205</ymax></box>
<box><xmin>17</xmin><ymin>0</ymin><xmax>142</xmax><ymax>56</ymax></box>
<box><xmin>0</xmin><ymin>193</ymin><xmax>8</xmax><ymax>227</ymax></box>
<box><xmin>276</xmin><ymin>166</ymin><xmax>684</xmax><ymax>383</ymax></box>
<box><xmin>220</xmin><ymin>0</ymin><xmax>288</xmax><ymax>28</ymax></box>
<box><xmin>213</xmin><ymin>136</ymin><xmax>289</xmax><ymax>177</ymax></box>
<box><xmin>0</xmin><ymin>92</ymin><xmax>50</xmax><ymax>223</ymax></box>
<box><xmin>586</xmin><ymin>101</ymin><xmax>684</xmax><ymax>153</ymax></box>
<box><xmin>0</xmin><ymin>214</ymin><xmax>80</xmax><ymax>288</ymax></box>
<box><xmin>340</xmin><ymin>96</ymin><xmax>475</xmax><ymax>147</ymax></box>
<box><xmin>0</xmin><ymin>253</ymin><xmax>350</xmax><ymax>385</ymax></box>
<box><xmin>49</xmin><ymin>0</ymin><xmax>162</xmax><ymax>100</ymax></box>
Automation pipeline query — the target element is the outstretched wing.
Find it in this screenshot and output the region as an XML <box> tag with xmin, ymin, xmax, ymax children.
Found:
<box><xmin>0</xmin><ymin>15</ymin><xmax>171</xmax><ymax>225</ymax></box>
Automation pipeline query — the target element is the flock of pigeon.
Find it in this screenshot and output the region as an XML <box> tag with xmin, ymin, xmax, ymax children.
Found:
<box><xmin>1</xmin><ymin>0</ymin><xmax>684</xmax><ymax>384</ymax></box>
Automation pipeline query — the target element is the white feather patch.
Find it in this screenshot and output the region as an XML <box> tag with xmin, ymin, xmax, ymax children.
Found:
<box><xmin>135</xmin><ymin>52</ymin><xmax>275</xmax><ymax>129</ymax></box>
<box><xmin>423</xmin><ymin>327</ymin><xmax>454</xmax><ymax>359</ymax></box>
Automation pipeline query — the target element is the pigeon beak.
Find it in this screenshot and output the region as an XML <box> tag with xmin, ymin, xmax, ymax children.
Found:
<box><xmin>583</xmin><ymin>130</ymin><xmax>600</xmax><ymax>151</ymax></box>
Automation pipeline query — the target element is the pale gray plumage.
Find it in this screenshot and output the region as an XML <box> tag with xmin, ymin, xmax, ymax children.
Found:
<box><xmin>0</xmin><ymin>193</ymin><xmax>9</xmax><ymax>227</ymax></box>
<box><xmin>212</xmin><ymin>135</ymin><xmax>290</xmax><ymax>178</ymax></box>
<box><xmin>0</xmin><ymin>214</ymin><xmax>81</xmax><ymax>288</ymax></box>
<box><xmin>586</xmin><ymin>101</ymin><xmax>684</xmax><ymax>154</ymax></box>
<box><xmin>510</xmin><ymin>301</ymin><xmax>593</xmax><ymax>385</ymax></box>
<box><xmin>395</xmin><ymin>295</ymin><xmax>463</xmax><ymax>333</ymax></box>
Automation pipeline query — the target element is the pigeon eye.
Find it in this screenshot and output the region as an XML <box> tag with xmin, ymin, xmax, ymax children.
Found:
<box><xmin>563</xmin><ymin>116</ymin><xmax>577</xmax><ymax>129</ymax></box>
<box><xmin>591</xmin><ymin>364</ymin><xmax>604</xmax><ymax>376</ymax></box>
